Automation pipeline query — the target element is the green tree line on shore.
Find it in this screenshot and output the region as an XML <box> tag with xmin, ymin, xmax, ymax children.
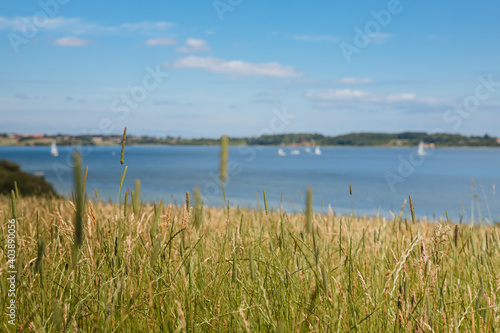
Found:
<box><xmin>164</xmin><ymin>132</ymin><xmax>500</xmax><ymax>147</ymax></box>
<box><xmin>2</xmin><ymin>132</ymin><xmax>499</xmax><ymax>147</ymax></box>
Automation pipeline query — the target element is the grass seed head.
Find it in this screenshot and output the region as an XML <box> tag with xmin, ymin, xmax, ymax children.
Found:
<box><xmin>305</xmin><ymin>187</ymin><xmax>313</xmax><ymax>233</ymax></box>
<box><xmin>220</xmin><ymin>135</ymin><xmax>229</xmax><ymax>183</ymax></box>
<box><xmin>10</xmin><ymin>189</ymin><xmax>17</xmax><ymax>219</ymax></box>
<box><xmin>409</xmin><ymin>195</ymin><xmax>415</xmax><ymax>223</ymax></box>
<box><xmin>120</xmin><ymin>127</ymin><xmax>127</xmax><ymax>165</ymax></box>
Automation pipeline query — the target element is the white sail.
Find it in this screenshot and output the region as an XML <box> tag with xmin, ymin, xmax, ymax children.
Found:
<box><xmin>290</xmin><ymin>149</ymin><xmax>300</xmax><ymax>155</ymax></box>
<box><xmin>277</xmin><ymin>148</ymin><xmax>286</xmax><ymax>156</ymax></box>
<box><xmin>314</xmin><ymin>146</ymin><xmax>322</xmax><ymax>155</ymax></box>
<box><xmin>417</xmin><ymin>140</ymin><xmax>426</xmax><ymax>156</ymax></box>
<box><xmin>50</xmin><ymin>141</ymin><xmax>59</xmax><ymax>157</ymax></box>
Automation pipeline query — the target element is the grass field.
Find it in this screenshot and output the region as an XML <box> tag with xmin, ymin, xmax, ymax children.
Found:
<box><xmin>1</xmin><ymin>189</ymin><xmax>500</xmax><ymax>332</ymax></box>
<box><xmin>2</xmin><ymin>134</ymin><xmax>500</xmax><ymax>332</ymax></box>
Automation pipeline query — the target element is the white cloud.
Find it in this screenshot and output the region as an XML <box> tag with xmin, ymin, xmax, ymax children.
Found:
<box><xmin>293</xmin><ymin>34</ymin><xmax>339</xmax><ymax>42</ymax></box>
<box><xmin>54</xmin><ymin>36</ymin><xmax>90</xmax><ymax>47</ymax></box>
<box><xmin>335</xmin><ymin>77</ymin><xmax>374</xmax><ymax>84</ymax></box>
<box><xmin>308</xmin><ymin>89</ymin><xmax>370</xmax><ymax>101</ymax></box>
<box><xmin>177</xmin><ymin>38</ymin><xmax>210</xmax><ymax>53</ymax></box>
<box><xmin>170</xmin><ymin>56</ymin><xmax>302</xmax><ymax>78</ymax></box>
<box><xmin>307</xmin><ymin>89</ymin><xmax>449</xmax><ymax>105</ymax></box>
<box><xmin>0</xmin><ymin>16</ymin><xmax>173</xmax><ymax>35</ymax></box>
<box><xmin>0</xmin><ymin>16</ymin><xmax>77</xmax><ymax>31</ymax></box>
<box><xmin>385</xmin><ymin>93</ymin><xmax>417</xmax><ymax>102</ymax></box>
<box><xmin>145</xmin><ymin>38</ymin><xmax>177</xmax><ymax>46</ymax></box>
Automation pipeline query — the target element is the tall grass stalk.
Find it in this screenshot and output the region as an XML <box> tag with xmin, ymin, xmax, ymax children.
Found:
<box><xmin>118</xmin><ymin>127</ymin><xmax>127</xmax><ymax>215</ymax></box>
<box><xmin>409</xmin><ymin>195</ymin><xmax>415</xmax><ymax>224</ymax></box>
<box><xmin>71</xmin><ymin>151</ymin><xmax>84</xmax><ymax>267</ymax></box>
<box><xmin>220</xmin><ymin>135</ymin><xmax>229</xmax><ymax>183</ymax></box>
<box><xmin>82</xmin><ymin>165</ymin><xmax>88</xmax><ymax>194</ymax></box>
<box><xmin>305</xmin><ymin>187</ymin><xmax>313</xmax><ymax>233</ymax></box>
<box><xmin>263</xmin><ymin>190</ymin><xmax>268</xmax><ymax>215</ymax></box>
<box><xmin>193</xmin><ymin>187</ymin><xmax>203</xmax><ymax>229</ymax></box>
<box><xmin>132</xmin><ymin>178</ymin><xmax>141</xmax><ymax>215</ymax></box>
<box><xmin>477</xmin><ymin>182</ymin><xmax>493</xmax><ymax>223</ymax></box>
<box><xmin>186</xmin><ymin>191</ymin><xmax>191</xmax><ymax>212</ymax></box>
<box><xmin>349</xmin><ymin>183</ymin><xmax>353</xmax><ymax>217</ymax></box>
<box><xmin>120</xmin><ymin>126</ymin><xmax>127</xmax><ymax>165</ymax></box>
<box><xmin>124</xmin><ymin>190</ymin><xmax>128</xmax><ymax>217</ymax></box>
<box><xmin>10</xmin><ymin>189</ymin><xmax>17</xmax><ymax>219</ymax></box>
<box><xmin>14</xmin><ymin>180</ymin><xmax>19</xmax><ymax>199</ymax></box>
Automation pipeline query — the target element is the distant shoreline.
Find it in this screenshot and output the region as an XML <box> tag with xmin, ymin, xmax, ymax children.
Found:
<box><xmin>1</xmin><ymin>143</ymin><xmax>499</xmax><ymax>149</ymax></box>
<box><xmin>2</xmin><ymin>131</ymin><xmax>499</xmax><ymax>148</ymax></box>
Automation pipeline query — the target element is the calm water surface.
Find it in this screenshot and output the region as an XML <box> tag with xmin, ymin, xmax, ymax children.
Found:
<box><xmin>1</xmin><ymin>145</ymin><xmax>499</xmax><ymax>221</ymax></box>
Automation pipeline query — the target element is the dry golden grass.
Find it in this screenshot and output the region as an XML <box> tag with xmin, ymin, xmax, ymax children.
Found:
<box><xmin>1</xmin><ymin>195</ymin><xmax>500</xmax><ymax>332</ymax></box>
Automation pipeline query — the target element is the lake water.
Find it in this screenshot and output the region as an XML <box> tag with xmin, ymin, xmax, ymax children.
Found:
<box><xmin>1</xmin><ymin>145</ymin><xmax>499</xmax><ymax>222</ymax></box>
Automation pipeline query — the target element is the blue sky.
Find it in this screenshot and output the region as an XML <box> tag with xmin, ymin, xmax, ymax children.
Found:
<box><xmin>1</xmin><ymin>0</ymin><xmax>499</xmax><ymax>138</ymax></box>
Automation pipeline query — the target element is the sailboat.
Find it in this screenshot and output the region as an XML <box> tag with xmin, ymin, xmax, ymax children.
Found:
<box><xmin>314</xmin><ymin>146</ymin><xmax>322</xmax><ymax>155</ymax></box>
<box><xmin>417</xmin><ymin>140</ymin><xmax>426</xmax><ymax>156</ymax></box>
<box><xmin>50</xmin><ymin>141</ymin><xmax>59</xmax><ymax>157</ymax></box>
<box><xmin>277</xmin><ymin>148</ymin><xmax>286</xmax><ymax>156</ymax></box>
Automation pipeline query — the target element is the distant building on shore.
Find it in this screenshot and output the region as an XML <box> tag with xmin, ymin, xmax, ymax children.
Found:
<box><xmin>26</xmin><ymin>134</ymin><xmax>45</xmax><ymax>139</ymax></box>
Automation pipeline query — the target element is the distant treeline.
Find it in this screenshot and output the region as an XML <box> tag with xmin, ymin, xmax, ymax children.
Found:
<box><xmin>2</xmin><ymin>132</ymin><xmax>499</xmax><ymax>147</ymax></box>
<box><xmin>178</xmin><ymin>132</ymin><xmax>500</xmax><ymax>147</ymax></box>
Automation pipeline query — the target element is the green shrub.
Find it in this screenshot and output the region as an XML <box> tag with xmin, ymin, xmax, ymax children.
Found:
<box><xmin>0</xmin><ymin>159</ymin><xmax>58</xmax><ymax>196</ymax></box>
